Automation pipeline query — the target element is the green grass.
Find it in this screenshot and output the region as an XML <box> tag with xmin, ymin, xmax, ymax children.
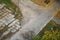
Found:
<box><xmin>33</xmin><ymin>20</ymin><xmax>60</xmax><ymax>40</ymax></box>
<box><xmin>0</xmin><ymin>0</ymin><xmax>17</xmax><ymax>10</ymax></box>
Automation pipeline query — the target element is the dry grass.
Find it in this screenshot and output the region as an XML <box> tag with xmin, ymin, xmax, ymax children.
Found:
<box><xmin>31</xmin><ymin>0</ymin><xmax>60</xmax><ymax>19</ymax></box>
<box><xmin>31</xmin><ymin>0</ymin><xmax>54</xmax><ymax>6</ymax></box>
<box><xmin>31</xmin><ymin>0</ymin><xmax>55</xmax><ymax>10</ymax></box>
<box><xmin>56</xmin><ymin>11</ymin><xmax>60</xmax><ymax>19</ymax></box>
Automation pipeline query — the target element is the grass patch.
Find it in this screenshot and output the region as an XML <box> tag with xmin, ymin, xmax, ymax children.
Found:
<box><xmin>33</xmin><ymin>20</ymin><xmax>60</xmax><ymax>40</ymax></box>
<box><xmin>0</xmin><ymin>0</ymin><xmax>17</xmax><ymax>10</ymax></box>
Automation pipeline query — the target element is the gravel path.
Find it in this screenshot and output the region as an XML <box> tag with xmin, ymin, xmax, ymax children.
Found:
<box><xmin>9</xmin><ymin>0</ymin><xmax>60</xmax><ymax>40</ymax></box>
